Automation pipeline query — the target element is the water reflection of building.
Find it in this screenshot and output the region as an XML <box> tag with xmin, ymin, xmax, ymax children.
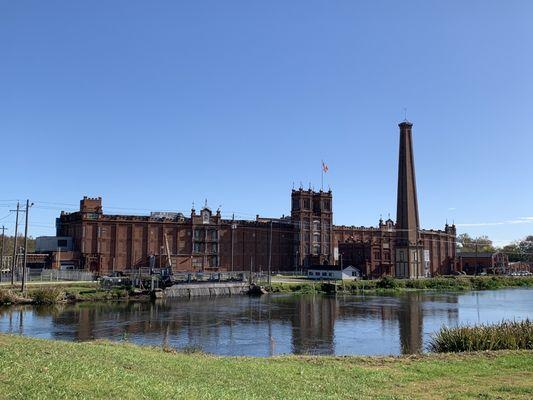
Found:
<box><xmin>290</xmin><ymin>296</ymin><xmax>337</xmax><ymax>355</ymax></box>
<box><xmin>1</xmin><ymin>293</ymin><xmax>461</xmax><ymax>356</ymax></box>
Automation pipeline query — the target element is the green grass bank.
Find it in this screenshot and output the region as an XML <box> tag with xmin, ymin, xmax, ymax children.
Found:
<box><xmin>0</xmin><ymin>335</ymin><xmax>531</xmax><ymax>399</ymax></box>
<box><xmin>0</xmin><ymin>283</ymin><xmax>138</xmax><ymax>305</ymax></box>
<box><xmin>269</xmin><ymin>275</ymin><xmax>533</xmax><ymax>295</ymax></box>
<box><xmin>1</xmin><ymin>276</ymin><xmax>532</xmax><ymax>306</ymax></box>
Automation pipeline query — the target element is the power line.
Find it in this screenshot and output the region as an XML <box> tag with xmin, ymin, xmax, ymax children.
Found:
<box><xmin>0</xmin><ymin>212</ymin><xmax>13</xmax><ymax>221</ymax></box>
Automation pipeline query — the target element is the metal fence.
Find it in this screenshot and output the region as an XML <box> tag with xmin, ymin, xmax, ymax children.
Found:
<box><xmin>38</xmin><ymin>269</ymin><xmax>95</xmax><ymax>282</ymax></box>
<box><xmin>0</xmin><ymin>269</ymin><xmax>95</xmax><ymax>283</ymax></box>
<box><xmin>0</xmin><ymin>272</ymin><xmax>11</xmax><ymax>283</ymax></box>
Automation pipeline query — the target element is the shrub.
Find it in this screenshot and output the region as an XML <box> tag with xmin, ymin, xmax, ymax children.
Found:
<box><xmin>376</xmin><ymin>276</ymin><xmax>399</xmax><ymax>289</ymax></box>
<box><xmin>289</xmin><ymin>284</ymin><xmax>316</xmax><ymax>294</ymax></box>
<box><xmin>357</xmin><ymin>280</ymin><xmax>377</xmax><ymax>291</ymax></box>
<box><xmin>31</xmin><ymin>287</ymin><xmax>64</xmax><ymax>304</ymax></box>
<box><xmin>470</xmin><ymin>277</ymin><xmax>501</xmax><ymax>291</ymax></box>
<box><xmin>429</xmin><ymin>319</ymin><xmax>533</xmax><ymax>353</ymax></box>
<box><xmin>405</xmin><ymin>277</ymin><xmax>471</xmax><ymax>291</ymax></box>
<box><xmin>404</xmin><ymin>279</ymin><xmax>427</xmax><ymax>289</ymax></box>
<box><xmin>0</xmin><ymin>290</ymin><xmax>27</xmax><ymax>305</ymax></box>
<box><xmin>268</xmin><ymin>283</ymin><xmax>317</xmax><ymax>294</ymax></box>
<box><xmin>111</xmin><ymin>288</ymin><xmax>129</xmax><ymax>299</ymax></box>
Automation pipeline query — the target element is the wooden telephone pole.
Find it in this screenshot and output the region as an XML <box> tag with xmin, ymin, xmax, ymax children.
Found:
<box><xmin>21</xmin><ymin>199</ymin><xmax>33</xmax><ymax>292</ymax></box>
<box><xmin>0</xmin><ymin>226</ymin><xmax>6</xmax><ymax>272</ymax></box>
<box><xmin>268</xmin><ymin>220</ymin><xmax>273</xmax><ymax>286</ymax></box>
<box><xmin>10</xmin><ymin>202</ymin><xmax>20</xmax><ymax>286</ymax></box>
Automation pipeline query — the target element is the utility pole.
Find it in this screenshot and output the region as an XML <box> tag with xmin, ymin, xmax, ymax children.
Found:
<box><xmin>268</xmin><ymin>220</ymin><xmax>273</xmax><ymax>286</ymax></box>
<box><xmin>475</xmin><ymin>239</ymin><xmax>479</xmax><ymax>276</ymax></box>
<box><xmin>0</xmin><ymin>226</ymin><xmax>6</xmax><ymax>272</ymax></box>
<box><xmin>21</xmin><ymin>199</ymin><xmax>33</xmax><ymax>293</ymax></box>
<box><xmin>10</xmin><ymin>202</ymin><xmax>20</xmax><ymax>286</ymax></box>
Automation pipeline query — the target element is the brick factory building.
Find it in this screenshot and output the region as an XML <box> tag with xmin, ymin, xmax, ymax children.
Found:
<box><xmin>53</xmin><ymin>121</ymin><xmax>456</xmax><ymax>278</ymax></box>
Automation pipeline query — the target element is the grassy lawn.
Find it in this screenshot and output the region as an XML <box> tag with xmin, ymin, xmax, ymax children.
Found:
<box><xmin>0</xmin><ymin>335</ymin><xmax>531</xmax><ymax>399</ymax></box>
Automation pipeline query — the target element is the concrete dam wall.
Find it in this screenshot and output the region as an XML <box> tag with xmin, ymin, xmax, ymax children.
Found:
<box><xmin>163</xmin><ymin>282</ymin><xmax>249</xmax><ymax>298</ymax></box>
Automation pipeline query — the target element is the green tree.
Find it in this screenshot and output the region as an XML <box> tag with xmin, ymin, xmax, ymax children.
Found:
<box><xmin>0</xmin><ymin>235</ymin><xmax>36</xmax><ymax>256</ymax></box>
<box><xmin>500</xmin><ymin>236</ymin><xmax>533</xmax><ymax>262</ymax></box>
<box><xmin>457</xmin><ymin>234</ymin><xmax>495</xmax><ymax>253</ymax></box>
<box><xmin>518</xmin><ymin>235</ymin><xmax>533</xmax><ymax>262</ymax></box>
<box><xmin>502</xmin><ymin>243</ymin><xmax>521</xmax><ymax>262</ymax></box>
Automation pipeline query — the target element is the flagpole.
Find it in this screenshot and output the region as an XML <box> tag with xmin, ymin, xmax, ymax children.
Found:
<box><xmin>321</xmin><ymin>161</ymin><xmax>323</xmax><ymax>191</ymax></box>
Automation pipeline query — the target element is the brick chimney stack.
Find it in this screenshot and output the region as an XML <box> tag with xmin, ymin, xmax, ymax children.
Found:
<box><xmin>395</xmin><ymin>121</ymin><xmax>422</xmax><ymax>278</ymax></box>
<box><xmin>396</xmin><ymin>121</ymin><xmax>419</xmax><ymax>246</ymax></box>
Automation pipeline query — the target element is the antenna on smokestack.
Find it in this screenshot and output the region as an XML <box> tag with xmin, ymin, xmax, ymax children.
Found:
<box><xmin>403</xmin><ymin>107</ymin><xmax>408</xmax><ymax>121</ymax></box>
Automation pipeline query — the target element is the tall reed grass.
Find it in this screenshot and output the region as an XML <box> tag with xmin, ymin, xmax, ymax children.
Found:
<box><xmin>429</xmin><ymin>319</ymin><xmax>533</xmax><ymax>353</ymax></box>
<box><xmin>30</xmin><ymin>287</ymin><xmax>65</xmax><ymax>304</ymax></box>
<box><xmin>0</xmin><ymin>287</ymin><xmax>65</xmax><ymax>305</ymax></box>
<box><xmin>0</xmin><ymin>290</ymin><xmax>28</xmax><ymax>305</ymax></box>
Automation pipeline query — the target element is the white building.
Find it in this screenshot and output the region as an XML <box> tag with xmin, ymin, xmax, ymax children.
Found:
<box><xmin>307</xmin><ymin>265</ymin><xmax>360</xmax><ymax>281</ymax></box>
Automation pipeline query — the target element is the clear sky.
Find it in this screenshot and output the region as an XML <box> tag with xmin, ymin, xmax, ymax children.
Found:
<box><xmin>1</xmin><ymin>1</ymin><xmax>532</xmax><ymax>246</ymax></box>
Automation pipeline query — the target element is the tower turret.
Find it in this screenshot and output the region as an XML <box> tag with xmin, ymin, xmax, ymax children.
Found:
<box><xmin>291</xmin><ymin>189</ymin><xmax>333</xmax><ymax>267</ymax></box>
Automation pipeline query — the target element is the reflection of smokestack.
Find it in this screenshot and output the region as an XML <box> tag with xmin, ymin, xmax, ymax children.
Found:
<box><xmin>398</xmin><ymin>293</ymin><xmax>423</xmax><ymax>354</ymax></box>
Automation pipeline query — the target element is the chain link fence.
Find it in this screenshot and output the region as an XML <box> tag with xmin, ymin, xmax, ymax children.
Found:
<box><xmin>0</xmin><ymin>269</ymin><xmax>95</xmax><ymax>283</ymax></box>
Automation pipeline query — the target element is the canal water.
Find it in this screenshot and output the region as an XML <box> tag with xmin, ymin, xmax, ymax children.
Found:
<box><xmin>1</xmin><ymin>288</ymin><xmax>532</xmax><ymax>356</ymax></box>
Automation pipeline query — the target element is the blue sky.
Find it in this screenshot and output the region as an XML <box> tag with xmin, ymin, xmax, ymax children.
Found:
<box><xmin>1</xmin><ymin>1</ymin><xmax>532</xmax><ymax>246</ymax></box>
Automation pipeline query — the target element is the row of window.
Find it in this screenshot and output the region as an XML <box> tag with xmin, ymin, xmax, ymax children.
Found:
<box><xmin>303</xmin><ymin>243</ymin><xmax>330</xmax><ymax>256</ymax></box>
<box><xmin>292</xmin><ymin>198</ymin><xmax>331</xmax><ymax>211</ymax></box>
<box><xmin>194</xmin><ymin>229</ymin><xmax>218</xmax><ymax>241</ymax></box>
<box><xmin>309</xmin><ymin>271</ymin><xmax>335</xmax><ymax>277</ymax></box>
<box><xmin>193</xmin><ymin>243</ymin><xmax>218</xmax><ymax>254</ymax></box>
<box><xmin>373</xmin><ymin>251</ymin><xmax>391</xmax><ymax>260</ymax></box>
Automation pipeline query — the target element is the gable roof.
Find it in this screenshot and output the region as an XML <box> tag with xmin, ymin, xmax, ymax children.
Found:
<box><xmin>307</xmin><ymin>265</ymin><xmax>358</xmax><ymax>272</ymax></box>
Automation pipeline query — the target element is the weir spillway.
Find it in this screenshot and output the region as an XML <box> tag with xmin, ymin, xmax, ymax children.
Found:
<box><xmin>162</xmin><ymin>282</ymin><xmax>250</xmax><ymax>298</ymax></box>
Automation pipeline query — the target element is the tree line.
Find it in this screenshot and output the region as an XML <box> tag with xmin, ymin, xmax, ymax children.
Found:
<box><xmin>0</xmin><ymin>235</ymin><xmax>36</xmax><ymax>255</ymax></box>
<box><xmin>457</xmin><ymin>233</ymin><xmax>533</xmax><ymax>263</ymax></box>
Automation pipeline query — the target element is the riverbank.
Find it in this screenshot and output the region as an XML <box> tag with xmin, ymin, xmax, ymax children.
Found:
<box><xmin>269</xmin><ymin>275</ymin><xmax>533</xmax><ymax>295</ymax></box>
<box><xmin>1</xmin><ymin>276</ymin><xmax>532</xmax><ymax>306</ymax></box>
<box><xmin>0</xmin><ymin>283</ymin><xmax>145</xmax><ymax>305</ymax></box>
<box><xmin>0</xmin><ymin>335</ymin><xmax>531</xmax><ymax>399</ymax></box>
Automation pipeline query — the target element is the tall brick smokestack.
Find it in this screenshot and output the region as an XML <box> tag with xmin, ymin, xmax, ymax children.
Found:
<box><xmin>395</xmin><ymin>121</ymin><xmax>422</xmax><ymax>278</ymax></box>
<box><xmin>396</xmin><ymin>121</ymin><xmax>419</xmax><ymax>246</ymax></box>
